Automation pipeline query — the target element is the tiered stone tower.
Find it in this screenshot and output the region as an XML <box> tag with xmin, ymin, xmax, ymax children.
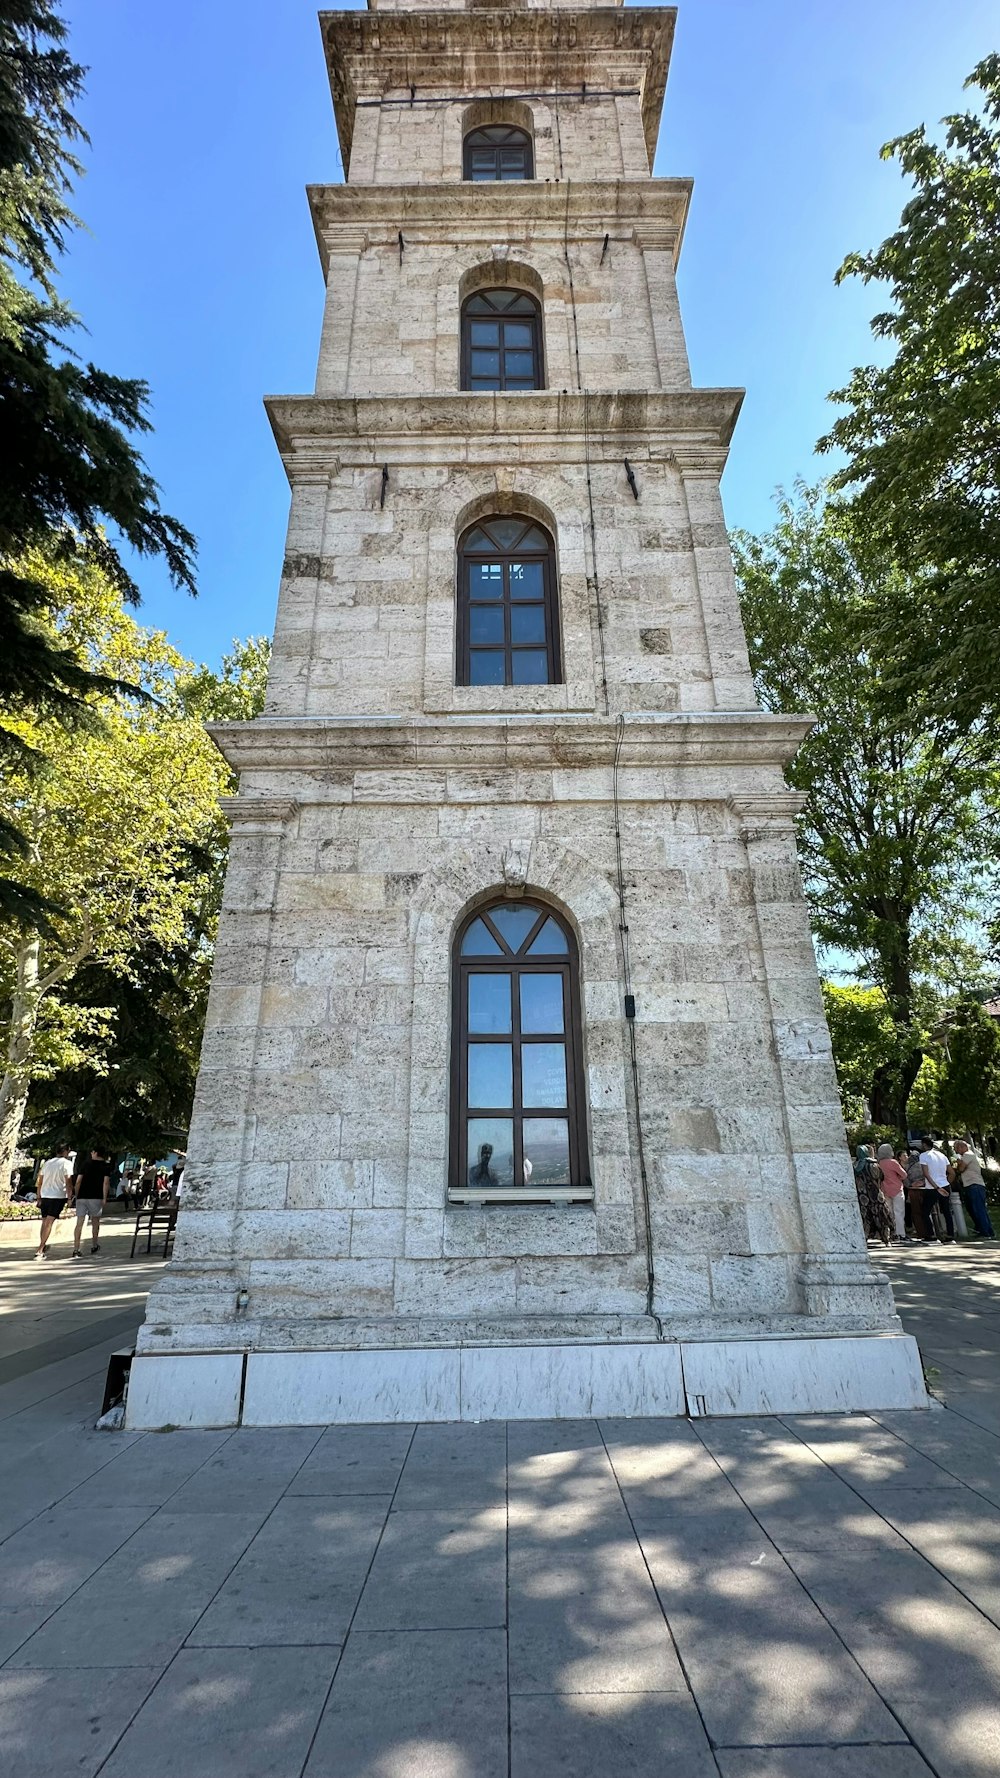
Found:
<box><xmin>128</xmin><ymin>0</ymin><xmax>925</xmax><ymax>1427</ymax></box>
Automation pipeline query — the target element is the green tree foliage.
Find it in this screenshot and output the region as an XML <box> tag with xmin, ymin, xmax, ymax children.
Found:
<box><xmin>733</xmin><ymin>485</ymin><xmax>997</xmax><ymax>1128</ymax></box>
<box><xmin>819</xmin><ymin>56</ymin><xmax>1000</xmax><ymax>715</ymax></box>
<box><xmin>822</xmin><ymin>983</ymin><xmax>898</xmax><ymax>1127</ymax></box>
<box><xmin>0</xmin><ymin>549</ymin><xmax>268</xmax><ymax>1176</ymax></box>
<box><xmin>937</xmin><ymin>999</ymin><xmax>1000</xmax><ymax>1137</ymax></box>
<box><xmin>0</xmin><ymin>1</ymin><xmax>196</xmax><ymax>924</ymax></box>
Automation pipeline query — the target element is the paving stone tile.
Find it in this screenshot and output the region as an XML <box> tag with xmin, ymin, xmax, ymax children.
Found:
<box><xmin>695</xmin><ymin>1422</ymin><xmax>911</xmax><ymax>1554</ymax></box>
<box><xmin>304</xmin><ymin>1628</ymin><xmax>507</xmax><ymax>1778</ymax></box>
<box><xmin>786</xmin><ymin>1547</ymin><xmax>1000</xmax><ymax>1778</ymax></box>
<box><xmin>0</xmin><ymin>1664</ymin><xmax>160</xmax><ymax>1778</ymax></box>
<box><xmin>287</xmin><ymin>1423</ymin><xmax>413</xmax><ymax>1496</ymax></box>
<box><xmin>0</xmin><ymin>1504</ymin><xmax>151</xmax><ymax>1661</ymax></box>
<box><xmin>189</xmin><ymin>1495</ymin><xmax>390</xmax><ymax>1645</ymax></box>
<box><xmin>390</xmin><ymin>1422</ymin><xmax>507</xmax><ymax>1511</ymax></box>
<box><xmin>164</xmin><ymin>1427</ymin><xmax>322</xmax><ymax>1512</ymax></box>
<box><xmin>6</xmin><ymin>1510</ymin><xmax>264</xmax><ymax>1669</ymax></box>
<box><xmin>88</xmin><ymin>1427</ymin><xmax>234</xmax><ymax>1503</ymax></box>
<box><xmin>870</xmin><ymin>1411</ymin><xmax>1000</xmax><ymax>1507</ymax></box>
<box><xmin>863</xmin><ymin>1487</ymin><xmax>1000</xmax><ymax>1627</ymax></box>
<box><xmin>101</xmin><ymin>1646</ymin><xmax>339</xmax><ymax>1778</ymax></box>
<box><xmin>716</xmin><ymin>1749</ymin><xmax>935</xmax><ymax>1778</ymax></box>
<box><xmin>642</xmin><ymin>1533</ymin><xmax>908</xmax><ymax>1748</ymax></box>
<box><xmin>353</xmin><ymin>1505</ymin><xmax>506</xmax><ymax>1630</ymax></box>
<box><xmin>509</xmin><ymin>1690</ymin><xmax>717</xmax><ymax>1777</ymax></box>
<box><xmin>782</xmin><ymin>1416</ymin><xmax>968</xmax><ymax>1491</ymax></box>
<box><xmin>0</xmin><ymin>1429</ymin><xmax>144</xmax><ymax>1542</ymax></box>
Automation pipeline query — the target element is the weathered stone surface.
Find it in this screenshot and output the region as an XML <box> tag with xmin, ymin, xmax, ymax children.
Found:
<box><xmin>135</xmin><ymin>0</ymin><xmax>904</xmax><ymax>1374</ymax></box>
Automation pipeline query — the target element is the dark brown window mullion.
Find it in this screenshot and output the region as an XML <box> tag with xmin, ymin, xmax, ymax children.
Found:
<box><xmin>512</xmin><ymin>957</ymin><xmax>524</xmax><ymax>1189</ymax></box>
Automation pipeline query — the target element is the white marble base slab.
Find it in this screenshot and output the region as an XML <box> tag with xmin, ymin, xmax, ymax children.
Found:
<box><xmin>682</xmin><ymin>1333</ymin><xmax>927</xmax><ymax>1416</ymax></box>
<box><xmin>126</xmin><ymin>1352</ymin><xmax>244</xmax><ymax>1429</ymax></box>
<box><xmin>124</xmin><ymin>1332</ymin><xmax>926</xmax><ymax>1428</ymax></box>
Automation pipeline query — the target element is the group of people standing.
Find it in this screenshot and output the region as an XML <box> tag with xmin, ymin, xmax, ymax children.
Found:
<box><xmin>854</xmin><ymin>1137</ymin><xmax>996</xmax><ymax>1246</ymax></box>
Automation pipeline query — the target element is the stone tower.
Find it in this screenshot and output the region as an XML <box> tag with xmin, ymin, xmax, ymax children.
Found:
<box><xmin>127</xmin><ymin>0</ymin><xmax>925</xmax><ymax>1427</ymax></box>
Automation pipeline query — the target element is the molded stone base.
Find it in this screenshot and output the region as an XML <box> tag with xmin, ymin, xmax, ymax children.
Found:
<box><xmin>124</xmin><ymin>1332</ymin><xmax>927</xmax><ymax>1429</ymax></box>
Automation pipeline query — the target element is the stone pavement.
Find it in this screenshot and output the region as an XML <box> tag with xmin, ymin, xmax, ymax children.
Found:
<box><xmin>1</xmin><ymin>1224</ymin><xmax>999</xmax><ymax>1776</ymax></box>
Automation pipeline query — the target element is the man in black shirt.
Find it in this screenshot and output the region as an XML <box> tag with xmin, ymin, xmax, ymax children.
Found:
<box><xmin>71</xmin><ymin>1149</ymin><xmax>111</xmax><ymax>1258</ymax></box>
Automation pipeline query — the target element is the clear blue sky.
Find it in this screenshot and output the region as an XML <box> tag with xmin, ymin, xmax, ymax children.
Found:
<box><xmin>61</xmin><ymin>0</ymin><xmax>996</xmax><ymax>669</ymax></box>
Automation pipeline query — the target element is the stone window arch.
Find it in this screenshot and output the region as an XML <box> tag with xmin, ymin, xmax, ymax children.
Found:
<box><xmin>463</xmin><ymin>123</ymin><xmax>534</xmax><ymax>181</ymax></box>
<box><xmin>461</xmin><ymin>288</ymin><xmax>543</xmax><ymax>392</ymax></box>
<box><xmin>451</xmin><ymin>897</ymin><xmax>589</xmax><ymax>1194</ymax></box>
<box><xmin>457</xmin><ymin>514</ymin><xmax>560</xmax><ymax>686</ymax></box>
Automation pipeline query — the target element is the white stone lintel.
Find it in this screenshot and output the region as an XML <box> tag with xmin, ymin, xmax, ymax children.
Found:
<box><xmin>124</xmin><ymin>1332</ymin><xmax>927</xmax><ymax>1429</ymax></box>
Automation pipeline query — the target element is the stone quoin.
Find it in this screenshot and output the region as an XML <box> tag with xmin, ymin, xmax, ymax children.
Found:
<box><xmin>127</xmin><ymin>0</ymin><xmax>927</xmax><ymax>1427</ymax></box>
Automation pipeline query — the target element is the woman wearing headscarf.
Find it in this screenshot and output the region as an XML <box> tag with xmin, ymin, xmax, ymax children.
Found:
<box><xmin>853</xmin><ymin>1143</ymin><xmax>894</xmax><ymax>1245</ymax></box>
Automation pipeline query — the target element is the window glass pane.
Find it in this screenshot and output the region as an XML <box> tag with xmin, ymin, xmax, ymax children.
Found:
<box><xmin>471</xmin><ymin>378</ymin><xmax>499</xmax><ymax>392</ymax></box>
<box><xmin>522</xmin><ymin>1043</ymin><xmax>567</xmax><ymax>1108</ymax></box>
<box><xmin>510</xmin><ymin>605</ymin><xmax>545</xmax><ymax>645</ymax></box>
<box><xmin>489</xmin><ymin>905</ymin><xmax>542</xmax><ymax>953</ymax></box>
<box><xmin>511</xmin><ymin>649</ymin><xmax>550</xmax><ymax>684</ymax></box>
<box><xmin>470</xmin><ymin>321</ymin><xmax>500</xmax><ymax>345</ymax></box>
<box><xmin>471</xmin><ymin>350</ymin><xmax>501</xmax><ymax>377</ymax></box>
<box><xmin>504</xmin><ymin>351</ymin><xmax>535</xmax><ymax>380</ymax></box>
<box><xmin>469</xmin><ymin>650</ymin><xmax>505</xmax><ymax>684</ymax></box>
<box><xmin>503</xmin><ymin>322</ymin><xmax>533</xmax><ymax>346</ymax></box>
<box><xmin>522</xmin><ymin>1118</ymin><xmax>570</xmax><ymax>1186</ymax></box>
<box><xmin>526</xmin><ymin>916</ymin><xmax>568</xmax><ymax>955</ymax></box>
<box><xmin>504</xmin><ymin>380</ymin><xmax>535</xmax><ymax>392</ymax></box>
<box><xmin>470</xmin><ymin>607</ymin><xmax>504</xmax><ymax>645</ymax></box>
<box><xmin>489</xmin><ymin>518</ymin><xmax>529</xmax><ymax>549</ymax></box>
<box><xmin>468</xmin><ymin>1043</ymin><xmax>513</xmax><ymax>1109</ymax></box>
<box><xmin>500</xmin><ymin>163</ymin><xmax>526</xmax><ymax>180</ymax></box>
<box><xmin>468</xmin><ymin>1120</ymin><xmax>515</xmax><ymax>1187</ymax></box>
<box><xmin>520</xmin><ymin>972</ymin><xmax>564</xmax><ymax>1033</ymax></box>
<box><xmin>508</xmin><ymin>560</ymin><xmax>544</xmax><ymax>598</ymax></box>
<box><xmin>468</xmin><ymin>972</ymin><xmax>512</xmax><ymax>1033</ymax></box>
<box><xmin>468</xmin><ymin>561</ymin><xmax>503</xmax><ymax>596</ymax></box>
<box><xmin>520</xmin><ymin>527</ymin><xmax>549</xmax><ymax>551</ymax></box>
<box><xmin>461</xmin><ymin>918</ymin><xmax>503</xmax><ymax>956</ymax></box>
<box><xmin>464</xmin><ymin>528</ymin><xmax>492</xmax><ymax>552</ymax></box>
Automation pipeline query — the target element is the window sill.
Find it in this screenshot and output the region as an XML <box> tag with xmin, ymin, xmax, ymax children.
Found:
<box><xmin>448</xmin><ymin>1186</ymin><xmax>595</xmax><ymax>1206</ymax></box>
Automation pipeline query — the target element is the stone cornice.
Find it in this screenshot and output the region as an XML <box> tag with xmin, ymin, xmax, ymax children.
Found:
<box><xmin>218</xmin><ymin>795</ymin><xmax>299</xmax><ymax>833</ymax></box>
<box><xmin>265</xmin><ymin>389</ymin><xmax>744</xmax><ymax>480</ymax></box>
<box><xmin>320</xmin><ymin>8</ymin><xmax>675</xmax><ymax>166</ymax></box>
<box><xmin>728</xmin><ymin>791</ymin><xmax>807</xmax><ymax>842</ymax></box>
<box><xmin>307</xmin><ymin>177</ymin><xmax>692</xmax><ymax>274</ymax></box>
<box><xmin>209</xmin><ymin>712</ymin><xmax>813</xmax><ymax>776</ymax></box>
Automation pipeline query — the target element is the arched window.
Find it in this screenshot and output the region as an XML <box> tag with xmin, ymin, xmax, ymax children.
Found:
<box><xmin>452</xmin><ymin>899</ymin><xmax>588</xmax><ymax>1194</ymax></box>
<box><xmin>463</xmin><ymin>124</ymin><xmax>534</xmax><ymax>182</ymax></box>
<box><xmin>461</xmin><ymin>290</ymin><xmax>542</xmax><ymax>393</ymax></box>
<box><xmin>457</xmin><ymin>516</ymin><xmax>560</xmax><ymax>687</ymax></box>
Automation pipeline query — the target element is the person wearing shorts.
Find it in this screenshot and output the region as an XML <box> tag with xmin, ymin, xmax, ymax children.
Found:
<box><xmin>71</xmin><ymin>1149</ymin><xmax>111</xmax><ymax>1258</ymax></box>
<box><xmin>36</xmin><ymin>1146</ymin><xmax>74</xmax><ymax>1259</ymax></box>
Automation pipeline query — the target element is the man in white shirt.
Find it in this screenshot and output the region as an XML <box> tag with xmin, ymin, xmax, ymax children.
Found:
<box><xmin>35</xmin><ymin>1146</ymin><xmax>74</xmax><ymax>1260</ymax></box>
<box><xmin>920</xmin><ymin>1140</ymin><xmax>955</xmax><ymax>1243</ymax></box>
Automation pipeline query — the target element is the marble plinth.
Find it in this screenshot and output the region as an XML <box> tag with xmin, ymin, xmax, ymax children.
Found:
<box><xmin>124</xmin><ymin>1332</ymin><xmax>927</xmax><ymax>1429</ymax></box>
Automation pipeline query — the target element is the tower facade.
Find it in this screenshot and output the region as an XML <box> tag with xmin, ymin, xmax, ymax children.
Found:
<box><xmin>128</xmin><ymin>0</ymin><xmax>925</xmax><ymax>1427</ymax></box>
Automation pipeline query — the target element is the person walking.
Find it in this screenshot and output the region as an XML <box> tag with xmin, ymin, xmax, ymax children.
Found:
<box><xmin>853</xmin><ymin>1143</ymin><xmax>894</xmax><ymax>1245</ymax></box>
<box><xmin>70</xmin><ymin>1149</ymin><xmax>112</xmax><ymax>1258</ymax></box>
<box><xmin>35</xmin><ymin>1146</ymin><xmax>74</xmax><ymax>1259</ymax></box>
<box><xmin>903</xmin><ymin>1146</ymin><xmax>932</xmax><ymax>1240</ymax></box>
<box><xmin>876</xmin><ymin>1143</ymin><xmax>909</xmax><ymax>1242</ymax></box>
<box><xmin>920</xmin><ymin>1138</ymin><xmax>955</xmax><ymax>1243</ymax></box>
<box><xmin>952</xmin><ymin>1139</ymin><xmax>996</xmax><ymax>1239</ymax></box>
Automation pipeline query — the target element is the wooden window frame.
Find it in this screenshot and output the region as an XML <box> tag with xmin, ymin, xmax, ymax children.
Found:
<box><xmin>460</xmin><ymin>289</ymin><xmax>543</xmax><ymax>394</ymax></box>
<box><xmin>456</xmin><ymin>516</ymin><xmax>561</xmax><ymax>688</ymax></box>
<box><xmin>463</xmin><ymin>124</ymin><xmax>534</xmax><ymax>182</ymax></box>
<box><xmin>449</xmin><ymin>900</ymin><xmax>591</xmax><ymax>1203</ymax></box>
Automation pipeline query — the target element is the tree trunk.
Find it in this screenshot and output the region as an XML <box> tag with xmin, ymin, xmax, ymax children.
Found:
<box><xmin>868</xmin><ymin>933</ymin><xmax>922</xmax><ymax>1132</ymax></box>
<box><xmin>0</xmin><ymin>936</ymin><xmax>41</xmax><ymax>1189</ymax></box>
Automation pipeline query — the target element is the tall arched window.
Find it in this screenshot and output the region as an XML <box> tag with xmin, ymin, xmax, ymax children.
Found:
<box><xmin>463</xmin><ymin>124</ymin><xmax>534</xmax><ymax>181</ymax></box>
<box><xmin>461</xmin><ymin>290</ymin><xmax>542</xmax><ymax>393</ymax></box>
<box><xmin>457</xmin><ymin>516</ymin><xmax>560</xmax><ymax>686</ymax></box>
<box><xmin>452</xmin><ymin>899</ymin><xmax>588</xmax><ymax>1194</ymax></box>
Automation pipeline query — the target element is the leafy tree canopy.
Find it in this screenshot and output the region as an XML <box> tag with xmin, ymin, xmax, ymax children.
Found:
<box><xmin>0</xmin><ymin>0</ymin><xmax>196</xmax><ymax>924</ymax></box>
<box><xmin>819</xmin><ymin>55</ymin><xmax>1000</xmax><ymax>716</ymax></box>
<box><xmin>733</xmin><ymin>484</ymin><xmax>998</xmax><ymax>1127</ymax></box>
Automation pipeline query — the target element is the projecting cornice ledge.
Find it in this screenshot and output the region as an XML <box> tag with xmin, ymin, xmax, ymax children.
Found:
<box><xmin>208</xmin><ymin>711</ymin><xmax>814</xmax><ymax>776</ymax></box>
<box><xmin>265</xmin><ymin>389</ymin><xmax>745</xmax><ymax>477</ymax></box>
